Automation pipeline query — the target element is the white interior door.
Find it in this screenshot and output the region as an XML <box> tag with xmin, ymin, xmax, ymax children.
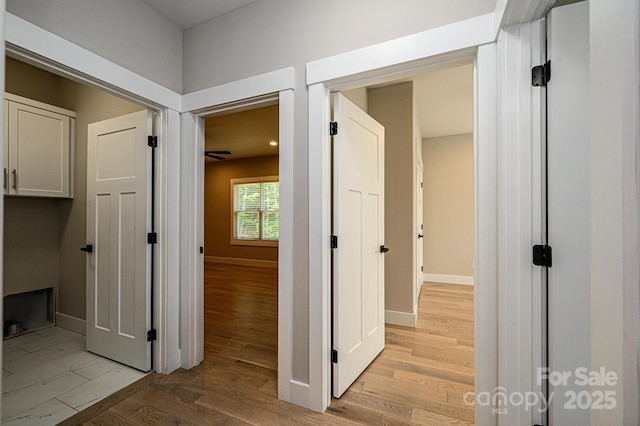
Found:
<box><xmin>86</xmin><ymin>110</ymin><xmax>152</xmax><ymax>372</ymax></box>
<box><xmin>332</xmin><ymin>93</ymin><xmax>385</xmax><ymax>397</ymax></box>
<box><xmin>547</xmin><ymin>2</ymin><xmax>590</xmax><ymax>424</ymax></box>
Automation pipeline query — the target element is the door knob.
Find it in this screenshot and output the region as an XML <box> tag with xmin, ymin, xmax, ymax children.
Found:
<box><xmin>80</xmin><ymin>244</ymin><xmax>93</xmax><ymax>253</ymax></box>
<box><xmin>380</xmin><ymin>245</ymin><xmax>390</xmax><ymax>253</ymax></box>
<box><xmin>418</xmin><ymin>234</ymin><xmax>424</xmax><ymax>238</ymax></box>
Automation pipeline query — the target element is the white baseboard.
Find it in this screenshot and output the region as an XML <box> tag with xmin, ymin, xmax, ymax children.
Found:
<box><xmin>423</xmin><ymin>273</ymin><xmax>474</xmax><ymax>286</ymax></box>
<box><xmin>205</xmin><ymin>256</ymin><xmax>278</xmax><ymax>268</ymax></box>
<box><xmin>385</xmin><ymin>309</ymin><xmax>417</xmax><ymax>327</ymax></box>
<box><xmin>56</xmin><ymin>312</ymin><xmax>85</xmax><ymax>335</ymax></box>
<box><xmin>289</xmin><ymin>380</ymin><xmax>310</xmax><ymax>408</ymax></box>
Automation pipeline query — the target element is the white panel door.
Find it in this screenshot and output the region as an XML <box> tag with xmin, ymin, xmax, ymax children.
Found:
<box><xmin>547</xmin><ymin>2</ymin><xmax>590</xmax><ymax>424</ymax></box>
<box><xmin>86</xmin><ymin>110</ymin><xmax>152</xmax><ymax>372</ymax></box>
<box><xmin>332</xmin><ymin>93</ymin><xmax>385</xmax><ymax>397</ymax></box>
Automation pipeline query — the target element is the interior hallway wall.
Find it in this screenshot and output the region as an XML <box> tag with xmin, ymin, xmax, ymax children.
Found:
<box><xmin>368</xmin><ymin>82</ymin><xmax>415</xmax><ymax>315</ymax></box>
<box><xmin>6</xmin><ymin>0</ymin><xmax>183</xmax><ymax>93</ymax></box>
<box><xmin>422</xmin><ymin>134</ymin><xmax>474</xmax><ymax>279</ymax></box>
<box><xmin>204</xmin><ymin>155</ymin><xmax>279</xmax><ymax>262</ymax></box>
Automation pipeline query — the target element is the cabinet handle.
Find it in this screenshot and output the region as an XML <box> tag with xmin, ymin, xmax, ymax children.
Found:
<box><xmin>3</xmin><ymin>168</ymin><xmax>6</xmax><ymax>189</ymax></box>
<box><xmin>12</xmin><ymin>169</ymin><xmax>17</xmax><ymax>190</ymax></box>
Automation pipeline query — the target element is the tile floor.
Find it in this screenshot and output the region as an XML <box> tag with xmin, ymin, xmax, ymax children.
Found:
<box><xmin>2</xmin><ymin>326</ymin><xmax>147</xmax><ymax>425</ymax></box>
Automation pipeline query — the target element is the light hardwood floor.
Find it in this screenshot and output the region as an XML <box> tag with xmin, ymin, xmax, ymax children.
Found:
<box><xmin>60</xmin><ymin>263</ymin><xmax>474</xmax><ymax>425</ymax></box>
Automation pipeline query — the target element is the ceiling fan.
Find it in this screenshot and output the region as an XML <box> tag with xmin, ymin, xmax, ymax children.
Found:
<box><xmin>205</xmin><ymin>150</ymin><xmax>232</xmax><ymax>161</ymax></box>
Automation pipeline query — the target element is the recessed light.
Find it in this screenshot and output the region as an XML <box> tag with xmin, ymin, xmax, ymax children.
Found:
<box><xmin>269</xmin><ymin>141</ymin><xmax>278</xmax><ymax>146</ymax></box>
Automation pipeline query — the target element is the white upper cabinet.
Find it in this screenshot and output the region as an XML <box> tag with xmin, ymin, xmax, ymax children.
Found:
<box><xmin>4</xmin><ymin>93</ymin><xmax>75</xmax><ymax>198</ymax></box>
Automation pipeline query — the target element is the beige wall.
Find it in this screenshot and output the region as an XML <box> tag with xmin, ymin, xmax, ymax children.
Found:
<box><xmin>5</xmin><ymin>57</ymin><xmax>144</xmax><ymax>320</ymax></box>
<box><xmin>4</xmin><ymin>58</ymin><xmax>64</xmax><ymax>297</ymax></box>
<box><xmin>4</xmin><ymin>198</ymin><xmax>59</xmax><ymax>296</ymax></box>
<box><xmin>422</xmin><ymin>134</ymin><xmax>474</xmax><ymax>277</ymax></box>
<box><xmin>342</xmin><ymin>88</ymin><xmax>368</xmax><ymax>113</ymax></box>
<box><xmin>204</xmin><ymin>156</ymin><xmax>279</xmax><ymax>262</ymax></box>
<box><xmin>368</xmin><ymin>82</ymin><xmax>415</xmax><ymax>314</ymax></box>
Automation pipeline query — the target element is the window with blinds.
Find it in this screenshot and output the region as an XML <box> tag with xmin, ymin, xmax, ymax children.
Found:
<box><xmin>232</xmin><ymin>177</ymin><xmax>279</xmax><ymax>244</ymax></box>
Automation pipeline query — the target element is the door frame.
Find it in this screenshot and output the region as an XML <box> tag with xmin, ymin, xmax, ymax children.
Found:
<box><xmin>3</xmin><ymin>12</ymin><xmax>182</xmax><ymax>374</ymax></box>
<box><xmin>306</xmin><ymin>13</ymin><xmax>499</xmax><ymax>420</ymax></box>
<box><xmin>178</xmin><ymin>68</ymin><xmax>296</xmax><ymax>403</ymax></box>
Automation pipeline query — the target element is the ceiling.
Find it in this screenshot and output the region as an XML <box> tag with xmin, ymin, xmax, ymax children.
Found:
<box><xmin>142</xmin><ymin>0</ymin><xmax>257</xmax><ymax>29</ymax></box>
<box><xmin>413</xmin><ymin>63</ymin><xmax>474</xmax><ymax>139</ymax></box>
<box><xmin>204</xmin><ymin>104</ymin><xmax>279</xmax><ymax>162</ymax></box>
<box><xmin>343</xmin><ymin>63</ymin><xmax>473</xmax><ymax>139</ymax></box>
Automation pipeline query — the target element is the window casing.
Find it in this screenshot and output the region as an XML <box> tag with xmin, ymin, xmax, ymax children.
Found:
<box><xmin>230</xmin><ymin>176</ymin><xmax>279</xmax><ymax>247</ymax></box>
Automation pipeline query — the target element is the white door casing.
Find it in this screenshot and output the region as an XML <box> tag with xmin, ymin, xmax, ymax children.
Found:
<box><xmin>332</xmin><ymin>93</ymin><xmax>386</xmax><ymax>397</ymax></box>
<box><xmin>86</xmin><ymin>110</ymin><xmax>152</xmax><ymax>372</ymax></box>
<box><xmin>416</xmin><ymin>158</ymin><xmax>424</xmax><ymax>298</ymax></box>
<box><xmin>547</xmin><ymin>2</ymin><xmax>590</xmax><ymax>424</ymax></box>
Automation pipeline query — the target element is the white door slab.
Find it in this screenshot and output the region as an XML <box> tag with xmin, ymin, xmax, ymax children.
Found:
<box><xmin>86</xmin><ymin>110</ymin><xmax>152</xmax><ymax>372</ymax></box>
<box><xmin>332</xmin><ymin>93</ymin><xmax>386</xmax><ymax>397</ymax></box>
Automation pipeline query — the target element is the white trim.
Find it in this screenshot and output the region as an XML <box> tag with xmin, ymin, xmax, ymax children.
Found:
<box><xmin>498</xmin><ymin>0</ymin><xmax>554</xmax><ymax>28</ymax></box>
<box><xmin>308</xmin><ymin>14</ymin><xmax>499</xmax><ymax>413</ymax></box>
<box><xmin>308</xmin><ymin>82</ymin><xmax>332</xmax><ymax>412</ymax></box>
<box><xmin>179</xmin><ymin>77</ymin><xmax>295</xmax><ymax>406</ymax></box>
<box><xmin>5</xmin><ymin>13</ymin><xmax>181</xmax><ymax>111</ymax></box>
<box><xmin>496</xmin><ymin>19</ymin><xmax>546</xmax><ymax>425</ymax></box>
<box><xmin>155</xmin><ymin>108</ymin><xmax>182</xmax><ymax>374</ymax></box>
<box><xmin>55</xmin><ymin>312</ymin><xmax>85</xmax><ymax>335</ymax></box>
<box><xmin>179</xmin><ymin>111</ymin><xmax>204</xmax><ymax>371</ymax></box>
<box><xmin>182</xmin><ymin>67</ymin><xmax>295</xmax><ymax>112</ymax></box>
<box><xmin>205</xmin><ymin>256</ymin><xmax>277</xmax><ymax>268</ymax></box>
<box><xmin>306</xmin><ymin>13</ymin><xmax>495</xmax><ymax>86</ymax></box>
<box><xmin>473</xmin><ymin>43</ymin><xmax>499</xmax><ymax>426</ymax></box>
<box><xmin>289</xmin><ymin>380</ymin><xmax>310</xmax><ymax>408</ymax></box>
<box><xmin>423</xmin><ymin>274</ymin><xmax>474</xmax><ymax>286</ymax></box>
<box><xmin>277</xmin><ymin>88</ymin><xmax>295</xmax><ymax>404</ymax></box>
<box><xmin>385</xmin><ymin>310</ymin><xmax>417</xmax><ymax>327</ymax></box>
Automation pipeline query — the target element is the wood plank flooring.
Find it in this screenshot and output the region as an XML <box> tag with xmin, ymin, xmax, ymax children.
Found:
<box><xmin>61</xmin><ymin>263</ymin><xmax>474</xmax><ymax>425</ymax></box>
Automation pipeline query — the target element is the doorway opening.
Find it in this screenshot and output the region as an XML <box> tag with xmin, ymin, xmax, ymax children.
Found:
<box><xmin>329</xmin><ymin>61</ymin><xmax>476</xmax><ymax>423</ymax></box>
<box><xmin>201</xmin><ymin>103</ymin><xmax>280</xmax><ymax>383</ymax></box>
<box><xmin>2</xmin><ymin>55</ymin><xmax>156</xmax><ymax>423</ymax></box>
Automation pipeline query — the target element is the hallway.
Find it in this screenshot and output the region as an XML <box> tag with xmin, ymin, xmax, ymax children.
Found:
<box><xmin>61</xmin><ymin>264</ymin><xmax>474</xmax><ymax>425</ymax></box>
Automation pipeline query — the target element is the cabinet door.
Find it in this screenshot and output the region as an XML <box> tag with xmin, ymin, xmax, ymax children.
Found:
<box><xmin>8</xmin><ymin>101</ymin><xmax>71</xmax><ymax>197</ymax></box>
<box><xmin>4</xmin><ymin>100</ymin><xmax>8</xmax><ymax>194</ymax></box>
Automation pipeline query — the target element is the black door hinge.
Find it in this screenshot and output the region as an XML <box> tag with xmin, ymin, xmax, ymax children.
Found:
<box><xmin>532</xmin><ymin>60</ymin><xmax>551</xmax><ymax>87</ymax></box>
<box><xmin>330</xmin><ymin>122</ymin><xmax>338</xmax><ymax>136</ymax></box>
<box><xmin>331</xmin><ymin>235</ymin><xmax>338</xmax><ymax>249</ymax></box>
<box><xmin>147</xmin><ymin>329</ymin><xmax>157</xmax><ymax>342</ymax></box>
<box><xmin>331</xmin><ymin>349</ymin><xmax>338</xmax><ymax>363</ymax></box>
<box><xmin>148</xmin><ymin>135</ymin><xmax>158</xmax><ymax>148</ymax></box>
<box><xmin>533</xmin><ymin>244</ymin><xmax>552</xmax><ymax>267</ymax></box>
<box><xmin>147</xmin><ymin>232</ymin><xmax>157</xmax><ymax>244</ymax></box>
